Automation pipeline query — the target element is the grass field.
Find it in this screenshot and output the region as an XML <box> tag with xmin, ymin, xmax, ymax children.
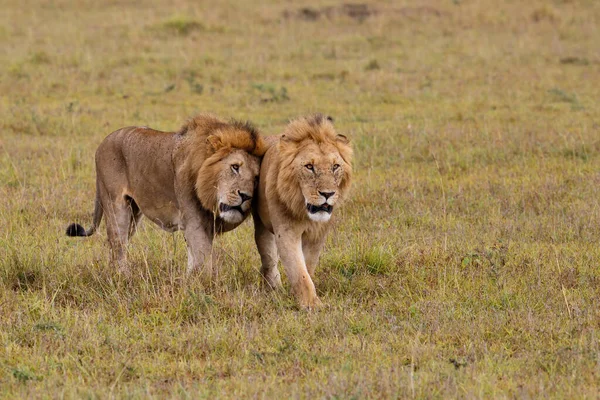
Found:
<box><xmin>2</xmin><ymin>0</ymin><xmax>600</xmax><ymax>397</ymax></box>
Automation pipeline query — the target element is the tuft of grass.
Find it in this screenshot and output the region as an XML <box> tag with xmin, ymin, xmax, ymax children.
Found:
<box><xmin>29</xmin><ymin>51</ymin><xmax>51</xmax><ymax>65</ymax></box>
<box><xmin>326</xmin><ymin>244</ymin><xmax>396</xmax><ymax>277</ymax></box>
<box><xmin>12</xmin><ymin>368</ymin><xmax>41</xmax><ymax>383</ymax></box>
<box><xmin>361</xmin><ymin>245</ymin><xmax>396</xmax><ymax>275</ymax></box>
<box><xmin>251</xmin><ymin>83</ymin><xmax>290</xmax><ymax>103</ymax></box>
<box><xmin>184</xmin><ymin>71</ymin><xmax>204</xmax><ymax>94</ymax></box>
<box><xmin>160</xmin><ymin>16</ymin><xmax>205</xmax><ymax>35</ymax></box>
<box><xmin>560</xmin><ymin>57</ymin><xmax>590</xmax><ymax>66</ymax></box>
<box><xmin>548</xmin><ymin>88</ymin><xmax>583</xmax><ymax>110</ymax></box>
<box><xmin>364</xmin><ymin>59</ymin><xmax>380</xmax><ymax>71</ymax></box>
<box><xmin>548</xmin><ymin>88</ymin><xmax>578</xmax><ymax>104</ymax></box>
<box><xmin>7</xmin><ymin>62</ymin><xmax>27</xmax><ymax>78</ymax></box>
<box><xmin>531</xmin><ymin>6</ymin><xmax>560</xmax><ymax>23</ymax></box>
<box><xmin>33</xmin><ymin>321</ymin><xmax>64</xmax><ymax>333</ymax></box>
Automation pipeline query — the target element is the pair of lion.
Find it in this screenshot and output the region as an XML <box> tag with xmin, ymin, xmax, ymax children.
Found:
<box><xmin>66</xmin><ymin>113</ymin><xmax>352</xmax><ymax>308</ymax></box>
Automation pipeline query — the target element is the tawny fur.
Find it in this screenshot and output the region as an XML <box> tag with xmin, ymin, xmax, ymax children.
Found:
<box><xmin>67</xmin><ymin>113</ymin><xmax>266</xmax><ymax>277</ymax></box>
<box><xmin>253</xmin><ymin>114</ymin><xmax>353</xmax><ymax>308</ymax></box>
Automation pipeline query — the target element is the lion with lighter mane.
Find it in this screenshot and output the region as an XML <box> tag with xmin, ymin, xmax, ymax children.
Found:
<box><xmin>66</xmin><ymin>114</ymin><xmax>266</xmax><ymax>276</ymax></box>
<box><xmin>253</xmin><ymin>114</ymin><xmax>352</xmax><ymax>308</ymax></box>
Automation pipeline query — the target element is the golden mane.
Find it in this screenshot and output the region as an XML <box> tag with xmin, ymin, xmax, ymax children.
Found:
<box><xmin>178</xmin><ymin>113</ymin><xmax>267</xmax><ymax>157</ymax></box>
<box><xmin>280</xmin><ymin>114</ymin><xmax>333</xmax><ymax>141</ymax></box>
<box><xmin>274</xmin><ymin>114</ymin><xmax>353</xmax><ymax>220</ymax></box>
<box><xmin>176</xmin><ymin>114</ymin><xmax>267</xmax><ymax>212</ymax></box>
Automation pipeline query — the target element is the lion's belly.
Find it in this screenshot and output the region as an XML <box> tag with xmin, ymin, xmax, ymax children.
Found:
<box><xmin>126</xmin><ymin>186</ymin><xmax>182</xmax><ymax>232</ymax></box>
<box><xmin>137</xmin><ymin>200</ymin><xmax>183</xmax><ymax>232</ymax></box>
<box><xmin>115</xmin><ymin>127</ymin><xmax>182</xmax><ymax>232</ymax></box>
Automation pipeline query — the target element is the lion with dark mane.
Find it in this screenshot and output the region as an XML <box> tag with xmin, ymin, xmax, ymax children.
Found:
<box><xmin>253</xmin><ymin>114</ymin><xmax>352</xmax><ymax>308</ymax></box>
<box><xmin>67</xmin><ymin>114</ymin><xmax>266</xmax><ymax>276</ymax></box>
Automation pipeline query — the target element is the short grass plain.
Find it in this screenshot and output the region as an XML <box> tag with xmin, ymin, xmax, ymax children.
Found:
<box><xmin>2</xmin><ymin>0</ymin><xmax>600</xmax><ymax>397</ymax></box>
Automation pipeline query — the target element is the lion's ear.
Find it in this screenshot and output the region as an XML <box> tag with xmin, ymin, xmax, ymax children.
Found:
<box><xmin>336</xmin><ymin>134</ymin><xmax>349</xmax><ymax>144</ymax></box>
<box><xmin>207</xmin><ymin>135</ymin><xmax>222</xmax><ymax>150</ymax></box>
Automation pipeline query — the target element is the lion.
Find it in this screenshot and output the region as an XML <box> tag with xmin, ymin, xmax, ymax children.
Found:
<box><xmin>66</xmin><ymin>114</ymin><xmax>266</xmax><ymax>276</ymax></box>
<box><xmin>253</xmin><ymin>114</ymin><xmax>352</xmax><ymax>308</ymax></box>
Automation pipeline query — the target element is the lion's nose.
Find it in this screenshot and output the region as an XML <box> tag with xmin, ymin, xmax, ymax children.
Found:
<box><xmin>319</xmin><ymin>191</ymin><xmax>335</xmax><ymax>200</ymax></box>
<box><xmin>239</xmin><ymin>191</ymin><xmax>252</xmax><ymax>203</ymax></box>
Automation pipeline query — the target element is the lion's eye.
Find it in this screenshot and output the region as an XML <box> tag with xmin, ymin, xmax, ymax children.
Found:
<box><xmin>231</xmin><ymin>164</ymin><xmax>240</xmax><ymax>173</ymax></box>
<box><xmin>305</xmin><ymin>164</ymin><xmax>314</xmax><ymax>171</ymax></box>
<box><xmin>333</xmin><ymin>164</ymin><xmax>340</xmax><ymax>171</ymax></box>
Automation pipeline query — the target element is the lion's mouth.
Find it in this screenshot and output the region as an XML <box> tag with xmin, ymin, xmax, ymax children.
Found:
<box><xmin>219</xmin><ymin>203</ymin><xmax>244</xmax><ymax>214</ymax></box>
<box><xmin>306</xmin><ymin>203</ymin><xmax>333</xmax><ymax>214</ymax></box>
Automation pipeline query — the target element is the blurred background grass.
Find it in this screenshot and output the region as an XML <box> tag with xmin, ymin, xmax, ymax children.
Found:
<box><xmin>1</xmin><ymin>0</ymin><xmax>600</xmax><ymax>397</ymax></box>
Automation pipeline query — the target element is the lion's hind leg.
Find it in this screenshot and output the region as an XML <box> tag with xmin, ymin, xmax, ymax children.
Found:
<box><xmin>104</xmin><ymin>194</ymin><xmax>137</xmax><ymax>276</ymax></box>
<box><xmin>126</xmin><ymin>196</ymin><xmax>143</xmax><ymax>239</ymax></box>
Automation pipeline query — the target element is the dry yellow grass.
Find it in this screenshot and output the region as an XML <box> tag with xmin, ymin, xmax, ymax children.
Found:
<box><xmin>2</xmin><ymin>0</ymin><xmax>600</xmax><ymax>397</ymax></box>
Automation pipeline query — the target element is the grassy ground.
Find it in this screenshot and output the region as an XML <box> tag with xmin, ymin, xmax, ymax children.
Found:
<box><xmin>2</xmin><ymin>0</ymin><xmax>600</xmax><ymax>397</ymax></box>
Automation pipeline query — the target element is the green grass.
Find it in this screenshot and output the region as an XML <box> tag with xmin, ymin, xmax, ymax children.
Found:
<box><xmin>159</xmin><ymin>16</ymin><xmax>206</xmax><ymax>36</ymax></box>
<box><xmin>2</xmin><ymin>0</ymin><xmax>600</xmax><ymax>397</ymax></box>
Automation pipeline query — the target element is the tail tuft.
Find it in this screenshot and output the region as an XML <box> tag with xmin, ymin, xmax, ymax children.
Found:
<box><xmin>66</xmin><ymin>223</ymin><xmax>87</xmax><ymax>237</ymax></box>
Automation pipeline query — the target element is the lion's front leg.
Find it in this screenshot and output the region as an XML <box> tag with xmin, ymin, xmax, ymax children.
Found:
<box><xmin>275</xmin><ymin>229</ymin><xmax>321</xmax><ymax>309</ymax></box>
<box><xmin>302</xmin><ymin>234</ymin><xmax>326</xmax><ymax>277</ymax></box>
<box><xmin>184</xmin><ymin>224</ymin><xmax>214</xmax><ymax>278</ymax></box>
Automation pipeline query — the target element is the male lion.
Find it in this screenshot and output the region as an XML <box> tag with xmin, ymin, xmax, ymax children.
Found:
<box><xmin>253</xmin><ymin>114</ymin><xmax>352</xmax><ymax>308</ymax></box>
<box><xmin>66</xmin><ymin>114</ymin><xmax>266</xmax><ymax>276</ymax></box>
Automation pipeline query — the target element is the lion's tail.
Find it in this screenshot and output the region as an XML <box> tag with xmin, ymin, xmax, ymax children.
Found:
<box><xmin>66</xmin><ymin>183</ymin><xmax>103</xmax><ymax>237</ymax></box>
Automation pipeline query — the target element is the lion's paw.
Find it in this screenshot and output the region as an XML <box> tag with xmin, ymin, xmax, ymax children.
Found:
<box><xmin>298</xmin><ymin>295</ymin><xmax>324</xmax><ymax>311</ymax></box>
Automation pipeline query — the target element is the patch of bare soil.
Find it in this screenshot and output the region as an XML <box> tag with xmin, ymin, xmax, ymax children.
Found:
<box><xmin>282</xmin><ymin>3</ymin><xmax>445</xmax><ymax>22</ymax></box>
<box><xmin>282</xmin><ymin>3</ymin><xmax>378</xmax><ymax>22</ymax></box>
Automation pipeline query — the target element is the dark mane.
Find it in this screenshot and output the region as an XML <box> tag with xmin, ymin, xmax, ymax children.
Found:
<box><xmin>176</xmin><ymin>113</ymin><xmax>224</xmax><ymax>136</ymax></box>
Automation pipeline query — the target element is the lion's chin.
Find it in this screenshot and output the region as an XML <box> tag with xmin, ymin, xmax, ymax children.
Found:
<box><xmin>219</xmin><ymin>203</ymin><xmax>245</xmax><ymax>224</ymax></box>
<box><xmin>306</xmin><ymin>202</ymin><xmax>333</xmax><ymax>223</ymax></box>
<box><xmin>219</xmin><ymin>210</ymin><xmax>245</xmax><ymax>224</ymax></box>
<box><xmin>307</xmin><ymin>211</ymin><xmax>332</xmax><ymax>223</ymax></box>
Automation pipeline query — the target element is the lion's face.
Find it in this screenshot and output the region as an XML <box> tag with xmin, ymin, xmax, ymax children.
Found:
<box><xmin>291</xmin><ymin>141</ymin><xmax>349</xmax><ymax>223</ymax></box>
<box><xmin>274</xmin><ymin>116</ymin><xmax>352</xmax><ymax>223</ymax></box>
<box><xmin>213</xmin><ymin>149</ymin><xmax>260</xmax><ymax>224</ymax></box>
